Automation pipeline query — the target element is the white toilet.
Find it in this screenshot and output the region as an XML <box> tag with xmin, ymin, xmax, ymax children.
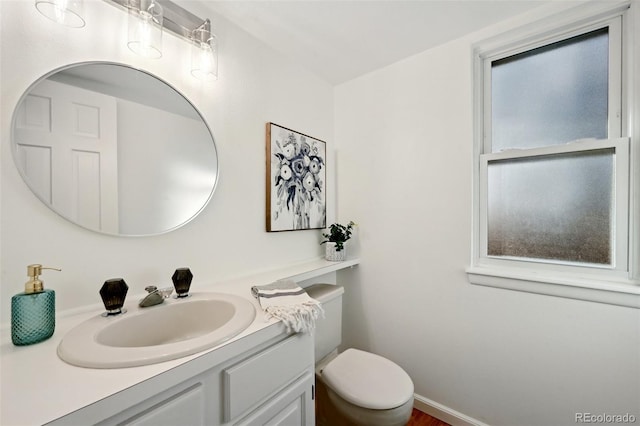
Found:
<box><xmin>306</xmin><ymin>284</ymin><xmax>414</xmax><ymax>426</ymax></box>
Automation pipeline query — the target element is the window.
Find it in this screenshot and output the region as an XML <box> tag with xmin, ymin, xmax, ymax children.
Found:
<box><xmin>491</xmin><ymin>28</ymin><xmax>611</xmax><ymax>151</ymax></box>
<box><xmin>485</xmin><ymin>143</ymin><xmax>625</xmax><ymax>266</ymax></box>
<box><xmin>468</xmin><ymin>2</ymin><xmax>639</xmax><ymax>307</ymax></box>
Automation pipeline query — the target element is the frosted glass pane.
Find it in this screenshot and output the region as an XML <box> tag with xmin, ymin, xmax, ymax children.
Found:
<box><xmin>492</xmin><ymin>28</ymin><xmax>608</xmax><ymax>152</ymax></box>
<box><xmin>487</xmin><ymin>149</ymin><xmax>614</xmax><ymax>265</ymax></box>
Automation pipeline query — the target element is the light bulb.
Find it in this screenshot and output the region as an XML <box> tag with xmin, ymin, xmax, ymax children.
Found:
<box><xmin>127</xmin><ymin>0</ymin><xmax>163</xmax><ymax>59</ymax></box>
<box><xmin>35</xmin><ymin>0</ymin><xmax>85</xmax><ymax>28</ymax></box>
<box><xmin>191</xmin><ymin>27</ymin><xmax>218</xmax><ymax>81</ymax></box>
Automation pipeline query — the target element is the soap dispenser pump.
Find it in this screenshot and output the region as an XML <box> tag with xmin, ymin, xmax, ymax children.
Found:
<box><xmin>11</xmin><ymin>264</ymin><xmax>61</xmax><ymax>346</ymax></box>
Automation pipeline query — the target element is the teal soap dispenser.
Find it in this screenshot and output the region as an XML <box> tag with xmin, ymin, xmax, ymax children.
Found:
<box><xmin>11</xmin><ymin>264</ymin><xmax>61</xmax><ymax>346</ymax></box>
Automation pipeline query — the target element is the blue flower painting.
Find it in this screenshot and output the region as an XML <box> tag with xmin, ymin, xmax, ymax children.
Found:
<box><xmin>266</xmin><ymin>123</ymin><xmax>326</xmax><ymax>231</ymax></box>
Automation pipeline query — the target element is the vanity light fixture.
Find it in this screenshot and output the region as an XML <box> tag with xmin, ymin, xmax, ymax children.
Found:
<box><xmin>105</xmin><ymin>0</ymin><xmax>218</xmax><ymax>81</ymax></box>
<box><xmin>191</xmin><ymin>19</ymin><xmax>218</xmax><ymax>81</ymax></box>
<box><xmin>35</xmin><ymin>0</ymin><xmax>86</xmax><ymax>28</ymax></box>
<box><xmin>127</xmin><ymin>0</ymin><xmax>164</xmax><ymax>59</ymax></box>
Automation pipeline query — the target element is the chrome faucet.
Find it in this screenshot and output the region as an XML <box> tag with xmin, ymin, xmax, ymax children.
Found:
<box><xmin>139</xmin><ymin>286</ymin><xmax>173</xmax><ymax>308</ymax></box>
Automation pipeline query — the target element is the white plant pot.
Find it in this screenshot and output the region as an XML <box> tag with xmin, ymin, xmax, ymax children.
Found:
<box><xmin>325</xmin><ymin>242</ymin><xmax>346</xmax><ymax>261</ymax></box>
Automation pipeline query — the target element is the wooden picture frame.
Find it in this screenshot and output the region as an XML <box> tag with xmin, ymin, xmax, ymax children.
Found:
<box><xmin>266</xmin><ymin>122</ymin><xmax>326</xmax><ymax>232</ymax></box>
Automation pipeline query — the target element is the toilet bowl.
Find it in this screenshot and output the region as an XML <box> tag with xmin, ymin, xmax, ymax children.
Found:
<box><xmin>306</xmin><ymin>284</ymin><xmax>414</xmax><ymax>426</ymax></box>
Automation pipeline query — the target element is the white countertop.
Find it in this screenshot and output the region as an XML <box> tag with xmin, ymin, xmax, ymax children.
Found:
<box><xmin>0</xmin><ymin>257</ymin><xmax>359</xmax><ymax>426</ymax></box>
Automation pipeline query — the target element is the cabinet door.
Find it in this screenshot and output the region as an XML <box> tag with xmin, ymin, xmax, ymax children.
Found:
<box><xmin>223</xmin><ymin>332</ymin><xmax>312</xmax><ymax>421</ymax></box>
<box><xmin>234</xmin><ymin>372</ymin><xmax>314</xmax><ymax>426</ymax></box>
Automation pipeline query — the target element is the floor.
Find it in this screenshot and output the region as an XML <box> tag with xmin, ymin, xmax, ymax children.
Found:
<box><xmin>408</xmin><ymin>408</ymin><xmax>451</xmax><ymax>426</ymax></box>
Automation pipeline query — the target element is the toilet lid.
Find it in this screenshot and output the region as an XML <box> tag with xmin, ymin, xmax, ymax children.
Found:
<box><xmin>321</xmin><ymin>348</ymin><xmax>414</xmax><ymax>410</ymax></box>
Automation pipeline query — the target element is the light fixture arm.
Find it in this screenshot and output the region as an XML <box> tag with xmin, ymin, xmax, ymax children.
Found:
<box><xmin>192</xmin><ymin>19</ymin><xmax>213</xmax><ymax>44</ymax></box>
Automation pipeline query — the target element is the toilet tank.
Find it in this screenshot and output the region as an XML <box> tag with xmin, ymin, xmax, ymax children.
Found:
<box><xmin>305</xmin><ymin>284</ymin><xmax>344</xmax><ymax>362</ymax></box>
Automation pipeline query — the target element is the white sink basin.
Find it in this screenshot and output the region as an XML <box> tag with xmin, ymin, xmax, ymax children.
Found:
<box><xmin>58</xmin><ymin>292</ymin><xmax>256</xmax><ymax>368</ymax></box>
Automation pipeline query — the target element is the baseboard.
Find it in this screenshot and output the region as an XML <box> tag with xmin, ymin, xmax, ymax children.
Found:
<box><xmin>413</xmin><ymin>393</ymin><xmax>490</xmax><ymax>426</ymax></box>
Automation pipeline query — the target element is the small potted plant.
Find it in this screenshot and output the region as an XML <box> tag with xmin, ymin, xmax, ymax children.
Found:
<box><xmin>321</xmin><ymin>221</ymin><xmax>356</xmax><ymax>261</ymax></box>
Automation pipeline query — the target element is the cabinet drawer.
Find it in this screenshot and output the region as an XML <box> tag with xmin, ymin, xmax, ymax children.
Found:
<box><xmin>223</xmin><ymin>333</ymin><xmax>311</xmax><ymax>421</ymax></box>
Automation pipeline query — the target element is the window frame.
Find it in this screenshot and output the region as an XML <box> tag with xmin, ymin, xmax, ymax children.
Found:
<box><xmin>468</xmin><ymin>1</ymin><xmax>640</xmax><ymax>308</ymax></box>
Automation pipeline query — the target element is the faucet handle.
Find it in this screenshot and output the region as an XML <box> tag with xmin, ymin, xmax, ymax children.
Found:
<box><xmin>100</xmin><ymin>278</ymin><xmax>128</xmax><ymax>316</ymax></box>
<box><xmin>145</xmin><ymin>286</ymin><xmax>158</xmax><ymax>293</ymax></box>
<box><xmin>172</xmin><ymin>268</ymin><xmax>193</xmax><ymax>298</ymax></box>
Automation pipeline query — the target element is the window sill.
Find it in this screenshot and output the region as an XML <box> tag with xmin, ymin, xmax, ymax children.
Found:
<box><xmin>466</xmin><ymin>266</ymin><xmax>640</xmax><ymax>308</ymax></box>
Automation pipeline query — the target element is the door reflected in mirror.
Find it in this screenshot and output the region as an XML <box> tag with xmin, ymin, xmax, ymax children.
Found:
<box><xmin>12</xmin><ymin>62</ymin><xmax>218</xmax><ymax>236</ymax></box>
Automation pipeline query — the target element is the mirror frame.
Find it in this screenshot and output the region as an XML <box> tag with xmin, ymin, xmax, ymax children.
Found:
<box><xmin>11</xmin><ymin>61</ymin><xmax>219</xmax><ymax>237</ymax></box>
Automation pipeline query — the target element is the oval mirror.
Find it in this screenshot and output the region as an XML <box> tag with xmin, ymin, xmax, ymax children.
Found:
<box><xmin>11</xmin><ymin>62</ymin><xmax>218</xmax><ymax>236</ymax></box>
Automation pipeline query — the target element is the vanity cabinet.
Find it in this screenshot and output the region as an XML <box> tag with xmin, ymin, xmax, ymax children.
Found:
<box><xmin>49</xmin><ymin>328</ymin><xmax>315</xmax><ymax>426</ymax></box>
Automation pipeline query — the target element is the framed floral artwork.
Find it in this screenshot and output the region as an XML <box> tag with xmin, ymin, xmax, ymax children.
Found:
<box><xmin>266</xmin><ymin>122</ymin><xmax>326</xmax><ymax>232</ymax></box>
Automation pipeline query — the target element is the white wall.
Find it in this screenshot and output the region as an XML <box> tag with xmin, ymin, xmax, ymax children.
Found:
<box><xmin>335</xmin><ymin>3</ymin><xmax>640</xmax><ymax>426</ymax></box>
<box><xmin>0</xmin><ymin>0</ymin><xmax>334</xmax><ymax>322</ymax></box>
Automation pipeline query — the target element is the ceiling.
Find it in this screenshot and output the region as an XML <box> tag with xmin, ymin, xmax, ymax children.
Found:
<box><xmin>189</xmin><ymin>0</ymin><xmax>548</xmax><ymax>85</ymax></box>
